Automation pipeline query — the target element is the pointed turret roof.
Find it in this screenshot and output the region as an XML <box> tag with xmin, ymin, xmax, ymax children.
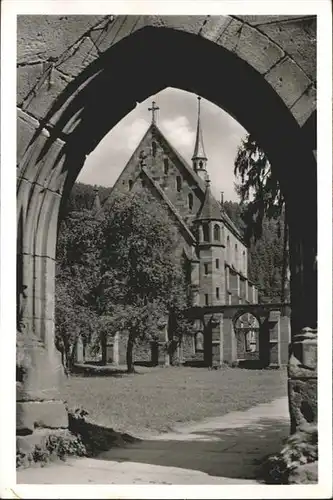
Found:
<box><xmin>192</xmin><ymin>97</ymin><xmax>207</xmax><ymax>161</ymax></box>
<box><xmin>196</xmin><ymin>178</ymin><xmax>223</xmax><ymax>221</ymax></box>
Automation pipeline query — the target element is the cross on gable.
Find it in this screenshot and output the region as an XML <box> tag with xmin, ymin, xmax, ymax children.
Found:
<box><xmin>148</xmin><ymin>101</ymin><xmax>160</xmax><ymax>124</ymax></box>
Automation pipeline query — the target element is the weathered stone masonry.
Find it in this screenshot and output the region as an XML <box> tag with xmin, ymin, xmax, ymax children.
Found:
<box><xmin>17</xmin><ymin>15</ymin><xmax>317</xmax><ymax>452</ymax></box>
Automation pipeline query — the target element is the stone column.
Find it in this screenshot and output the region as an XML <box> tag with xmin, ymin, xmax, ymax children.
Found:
<box><xmin>211</xmin><ymin>313</ymin><xmax>223</xmax><ymax>366</ymax></box>
<box><xmin>157</xmin><ymin>321</ymin><xmax>170</xmax><ymax>366</ymax></box>
<box><xmin>17</xmin><ymin>184</ymin><xmax>68</xmax><ymax>452</ymax></box>
<box><xmin>267</xmin><ymin>310</ymin><xmax>281</xmax><ymax>367</ymax></box>
<box><xmin>75</xmin><ymin>336</ymin><xmax>84</xmax><ymax>364</ymax></box>
<box><xmin>113</xmin><ymin>332</ymin><xmax>119</xmax><ymax>366</ymax></box>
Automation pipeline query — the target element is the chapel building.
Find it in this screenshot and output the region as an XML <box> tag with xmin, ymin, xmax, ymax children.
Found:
<box><xmin>84</xmin><ymin>97</ymin><xmax>294</xmax><ymax>369</ymax></box>
<box><xmin>102</xmin><ymin>97</ymin><xmax>259</xmax><ymax>310</ymax></box>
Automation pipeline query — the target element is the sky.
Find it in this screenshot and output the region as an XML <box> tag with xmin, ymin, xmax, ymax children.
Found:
<box><xmin>78</xmin><ymin>87</ymin><xmax>248</xmax><ymax>202</ymax></box>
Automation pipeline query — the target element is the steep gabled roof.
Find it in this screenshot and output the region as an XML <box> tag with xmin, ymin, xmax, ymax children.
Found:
<box><xmin>141</xmin><ymin>167</ymin><xmax>196</xmax><ymax>244</ymax></box>
<box><xmin>100</xmin><ymin>121</ymin><xmax>245</xmax><ymax>244</ymax></box>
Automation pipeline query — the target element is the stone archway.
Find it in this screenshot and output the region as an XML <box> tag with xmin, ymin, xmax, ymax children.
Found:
<box><xmin>234</xmin><ymin>312</ymin><xmax>261</xmax><ymax>363</ymax></box>
<box><xmin>17</xmin><ymin>15</ymin><xmax>317</xmax><ymax>442</ymax></box>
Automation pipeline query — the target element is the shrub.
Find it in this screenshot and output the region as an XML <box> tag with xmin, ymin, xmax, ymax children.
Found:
<box><xmin>261</xmin><ymin>423</ymin><xmax>318</xmax><ymax>484</ymax></box>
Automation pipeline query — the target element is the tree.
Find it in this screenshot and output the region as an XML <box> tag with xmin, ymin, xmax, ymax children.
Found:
<box><xmin>55</xmin><ymin>209</ymin><xmax>102</xmax><ymax>373</ymax></box>
<box><xmin>95</xmin><ymin>191</ymin><xmax>190</xmax><ymax>373</ymax></box>
<box><xmin>234</xmin><ymin>134</ymin><xmax>289</xmax><ymax>303</ymax></box>
<box><xmin>234</xmin><ymin>134</ymin><xmax>284</xmax><ymax>241</ymax></box>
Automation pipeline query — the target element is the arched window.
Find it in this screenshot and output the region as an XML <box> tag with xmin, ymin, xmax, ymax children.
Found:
<box><xmin>235</xmin><ymin>244</ymin><xmax>238</xmax><ymax>268</ymax></box>
<box><xmin>199</xmin><ymin>160</ymin><xmax>203</xmax><ymax>169</ymax></box>
<box><xmin>215</xmin><ymin>258</ymin><xmax>219</xmax><ymax>269</ymax></box>
<box><xmin>128</xmin><ymin>179</ymin><xmax>133</xmax><ymax>190</ymax></box>
<box><xmin>203</xmin><ymin>223</ymin><xmax>209</xmax><ymax>242</ymax></box>
<box><xmin>213</xmin><ymin>224</ymin><xmax>220</xmax><ymax>241</ymax></box>
<box><xmin>164</xmin><ymin>158</ymin><xmax>169</xmax><ymax>174</ymax></box>
<box><xmin>227</xmin><ymin>236</ymin><xmax>231</xmax><ymax>261</ymax></box>
<box><xmin>243</xmin><ymin>250</ymin><xmax>246</xmax><ymax>273</ymax></box>
<box><xmin>188</xmin><ymin>192</ymin><xmax>193</xmax><ymax>210</ymax></box>
<box><xmin>152</xmin><ymin>141</ymin><xmax>157</xmax><ymax>157</ymax></box>
<box><xmin>176</xmin><ymin>176</ymin><xmax>182</xmax><ymax>192</ymax></box>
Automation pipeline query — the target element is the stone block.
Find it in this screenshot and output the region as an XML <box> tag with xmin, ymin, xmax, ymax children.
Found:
<box><xmin>268</xmin><ymin>310</ymin><xmax>280</xmax><ymax>323</ymax></box>
<box><xmin>17</xmin><ymin>63</ymin><xmax>44</xmax><ymax>105</ymax></box>
<box><xmin>217</xmin><ymin>18</ymin><xmax>244</xmax><ymax>52</ymax></box>
<box><xmin>236</xmin><ymin>15</ymin><xmax>299</xmax><ymax>26</ymax></box>
<box><xmin>147</xmin><ymin>15</ymin><xmax>207</xmax><ymax>35</ymax></box>
<box><xmin>16</xmin><ymin>339</ymin><xmax>65</xmax><ymax>401</ymax></box>
<box><xmin>17</xmin><ymin>429</ymin><xmax>52</xmax><ymax>454</ymax></box>
<box><xmin>198</xmin><ymin>16</ymin><xmax>231</xmax><ymax>42</ymax></box>
<box><xmin>17</xmin><ymin>109</ymin><xmax>39</xmax><ymax>165</ymax></box>
<box><xmin>57</xmin><ymin>37</ymin><xmax>99</xmax><ymax>77</ymax></box>
<box><xmin>234</xmin><ymin>24</ymin><xmax>285</xmax><ymax>74</ymax></box>
<box><xmin>17</xmin><ymin>401</ymin><xmax>68</xmax><ymax>433</ymax></box>
<box><xmin>258</xmin><ymin>17</ymin><xmax>316</xmax><ymax>80</ymax></box>
<box><xmin>22</xmin><ymin>68</ymin><xmax>71</xmax><ymax>121</ymax></box>
<box><xmin>17</xmin><ymin>15</ymin><xmax>105</xmax><ymax>64</ymax></box>
<box><xmin>291</xmin><ymin>85</ymin><xmax>316</xmax><ymax>127</ymax></box>
<box><xmin>90</xmin><ymin>16</ymin><xmax>146</xmax><ymax>53</ymax></box>
<box><xmin>288</xmin><ymin>378</ymin><xmax>317</xmax><ymax>433</ymax></box>
<box><xmin>265</xmin><ymin>56</ymin><xmax>312</xmax><ymax>109</ymax></box>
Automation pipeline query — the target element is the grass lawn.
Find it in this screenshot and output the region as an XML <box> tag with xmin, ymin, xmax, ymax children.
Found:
<box><xmin>61</xmin><ymin>366</ymin><xmax>287</xmax><ymax>436</ymax></box>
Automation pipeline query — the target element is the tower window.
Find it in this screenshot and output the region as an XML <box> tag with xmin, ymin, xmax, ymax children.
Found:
<box><xmin>152</xmin><ymin>141</ymin><xmax>157</xmax><ymax>157</ymax></box>
<box><xmin>176</xmin><ymin>176</ymin><xmax>182</xmax><ymax>192</ymax></box>
<box><xmin>199</xmin><ymin>160</ymin><xmax>203</xmax><ymax>169</ymax></box>
<box><xmin>164</xmin><ymin>158</ymin><xmax>169</xmax><ymax>174</ymax></box>
<box><xmin>203</xmin><ymin>223</ymin><xmax>209</xmax><ymax>242</ymax></box>
<box><xmin>128</xmin><ymin>179</ymin><xmax>133</xmax><ymax>190</ymax></box>
<box><xmin>205</xmin><ymin>294</ymin><xmax>209</xmax><ymax>306</ymax></box>
<box><xmin>188</xmin><ymin>193</ymin><xmax>193</xmax><ymax>210</ymax></box>
<box><xmin>214</xmin><ymin>224</ymin><xmax>220</xmax><ymax>241</ymax></box>
<box><xmin>204</xmin><ymin>263</ymin><xmax>209</xmax><ymax>275</ymax></box>
<box><xmin>216</xmin><ymin>258</ymin><xmax>219</xmax><ymax>269</ymax></box>
<box><xmin>227</xmin><ymin>235</ymin><xmax>231</xmax><ymax>261</ymax></box>
<box><xmin>216</xmin><ymin>287</ymin><xmax>220</xmax><ymax>299</ymax></box>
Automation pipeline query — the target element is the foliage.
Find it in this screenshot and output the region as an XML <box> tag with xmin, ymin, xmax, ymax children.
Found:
<box><xmin>260</xmin><ymin>424</ymin><xmax>318</xmax><ymax>484</ymax></box>
<box><xmin>223</xmin><ymin>201</ymin><xmax>289</xmax><ymax>303</ymax></box>
<box><xmin>60</xmin><ymin>182</ymin><xmax>113</xmax><ymax>216</ymax></box>
<box><xmin>16</xmin><ymin>431</ymin><xmax>87</xmax><ymax>469</ymax></box>
<box><xmin>55</xmin><ymin>210</ymin><xmax>103</xmax><ymax>372</ymax></box>
<box><xmin>234</xmin><ymin>134</ymin><xmax>284</xmax><ymax>242</ymax></box>
<box><xmin>94</xmin><ymin>191</ymin><xmax>192</xmax><ymax>371</ymax></box>
<box><xmin>56</xmin><ymin>188</ymin><xmax>191</xmax><ymax>373</ymax></box>
<box><xmin>67</xmin><ymin>406</ymin><xmax>139</xmax><ymax>457</ymax></box>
